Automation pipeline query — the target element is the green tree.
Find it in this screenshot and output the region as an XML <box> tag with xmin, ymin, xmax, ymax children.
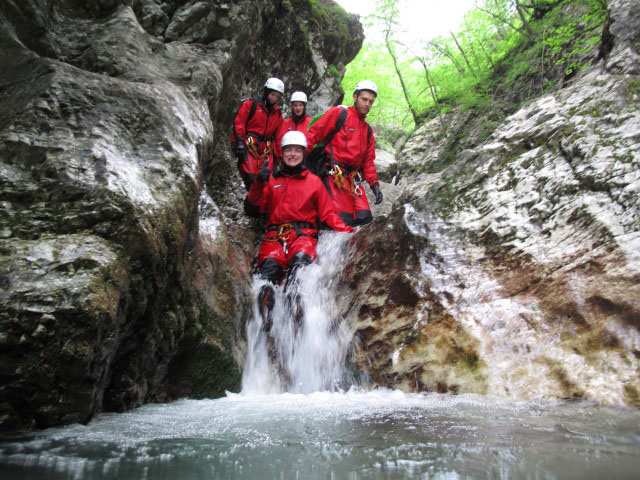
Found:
<box><xmin>342</xmin><ymin>0</ymin><xmax>609</xmax><ymax>136</ymax></box>
<box><xmin>369</xmin><ymin>0</ymin><xmax>420</xmax><ymax>126</ymax></box>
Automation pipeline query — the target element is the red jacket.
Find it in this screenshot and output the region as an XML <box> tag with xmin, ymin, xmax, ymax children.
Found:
<box><xmin>275</xmin><ymin>115</ymin><xmax>312</xmax><ymax>156</ymax></box>
<box><xmin>306</xmin><ymin>106</ymin><xmax>379</xmax><ymax>187</ymax></box>
<box><xmin>233</xmin><ymin>98</ymin><xmax>283</xmax><ymax>145</ymax></box>
<box><xmin>245</xmin><ymin>168</ymin><xmax>352</xmax><ymax>232</ymax></box>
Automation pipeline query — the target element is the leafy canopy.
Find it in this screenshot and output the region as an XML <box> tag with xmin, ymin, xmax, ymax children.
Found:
<box><xmin>342</xmin><ymin>0</ymin><xmax>609</xmax><ymax>136</ymax></box>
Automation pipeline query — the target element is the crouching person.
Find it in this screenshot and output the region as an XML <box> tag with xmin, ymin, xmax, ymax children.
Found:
<box><xmin>244</xmin><ymin>131</ymin><xmax>353</xmax><ymax>331</ymax></box>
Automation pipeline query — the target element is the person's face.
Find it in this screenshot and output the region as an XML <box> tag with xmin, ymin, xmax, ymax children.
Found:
<box><xmin>283</xmin><ymin>145</ymin><xmax>304</xmax><ymax>167</ymax></box>
<box><xmin>268</xmin><ymin>91</ymin><xmax>282</xmax><ymax>105</ymax></box>
<box><xmin>291</xmin><ymin>101</ymin><xmax>305</xmax><ymax>117</ymax></box>
<box><xmin>353</xmin><ymin>90</ymin><xmax>376</xmax><ymax>115</ymax></box>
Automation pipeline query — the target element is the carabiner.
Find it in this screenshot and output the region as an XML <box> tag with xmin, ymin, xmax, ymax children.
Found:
<box><xmin>352</xmin><ymin>171</ymin><xmax>364</xmax><ymax>196</ymax></box>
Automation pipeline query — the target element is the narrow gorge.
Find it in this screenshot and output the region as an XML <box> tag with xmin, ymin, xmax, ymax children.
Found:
<box><xmin>0</xmin><ymin>0</ymin><xmax>638</xmax><ymax>436</ymax></box>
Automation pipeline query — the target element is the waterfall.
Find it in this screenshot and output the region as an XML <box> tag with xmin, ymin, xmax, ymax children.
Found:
<box><xmin>241</xmin><ymin>231</ymin><xmax>356</xmax><ymax>394</ymax></box>
<box><xmin>3</xmin><ymin>227</ymin><xmax>640</xmax><ymax>479</ymax></box>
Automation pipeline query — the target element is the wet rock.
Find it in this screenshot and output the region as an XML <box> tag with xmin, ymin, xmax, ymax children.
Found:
<box><xmin>343</xmin><ymin>0</ymin><xmax>640</xmax><ymax>406</ymax></box>
<box><xmin>604</xmin><ymin>0</ymin><xmax>640</xmax><ymax>75</ymax></box>
<box><xmin>0</xmin><ymin>235</ymin><xmax>128</xmax><ymax>428</ymax></box>
<box><xmin>0</xmin><ymin>0</ymin><xmax>362</xmax><ymax>431</ymax></box>
<box><xmin>372</xmin><ymin>149</ymin><xmax>396</xmax><ymax>182</ymax></box>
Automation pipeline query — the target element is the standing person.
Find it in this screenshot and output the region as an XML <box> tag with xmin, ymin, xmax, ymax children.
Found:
<box><xmin>244</xmin><ymin>131</ymin><xmax>353</xmax><ymax>330</ymax></box>
<box><xmin>275</xmin><ymin>91</ymin><xmax>312</xmax><ymax>159</ymax></box>
<box><xmin>305</xmin><ymin>80</ymin><xmax>383</xmax><ymax>226</ymax></box>
<box><xmin>232</xmin><ymin>77</ymin><xmax>285</xmax><ymax>189</ymax></box>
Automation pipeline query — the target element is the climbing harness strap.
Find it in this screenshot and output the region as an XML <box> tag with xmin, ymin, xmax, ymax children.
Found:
<box><xmin>247</xmin><ymin>131</ymin><xmax>270</xmax><ymax>143</ymax></box>
<box><xmin>266</xmin><ymin>222</ymin><xmax>317</xmax><ymax>237</ymax></box>
<box><xmin>264</xmin><ymin>222</ymin><xmax>318</xmax><ymax>255</ymax></box>
<box><xmin>328</xmin><ymin>162</ymin><xmax>364</xmax><ymax>196</ymax></box>
<box><xmin>245</xmin><ymin>135</ymin><xmax>273</xmax><ymax>168</ymax></box>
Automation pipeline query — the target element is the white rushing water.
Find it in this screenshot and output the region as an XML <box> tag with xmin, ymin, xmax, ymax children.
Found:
<box><xmin>1</xmin><ymin>390</ymin><xmax>639</xmax><ymax>479</ymax></box>
<box><xmin>242</xmin><ymin>231</ymin><xmax>356</xmax><ymax>395</ymax></box>
<box><xmin>1</xmin><ymin>231</ymin><xmax>639</xmax><ymax>479</ymax></box>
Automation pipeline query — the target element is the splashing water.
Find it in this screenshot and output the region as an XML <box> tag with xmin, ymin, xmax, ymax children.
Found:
<box><xmin>2</xmin><ymin>391</ymin><xmax>639</xmax><ymax>480</ymax></box>
<box><xmin>242</xmin><ymin>231</ymin><xmax>356</xmax><ymax>394</ymax></box>
<box><xmin>2</xmin><ymin>227</ymin><xmax>640</xmax><ymax>479</ymax></box>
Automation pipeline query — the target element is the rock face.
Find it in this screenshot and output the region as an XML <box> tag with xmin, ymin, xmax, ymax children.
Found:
<box><xmin>344</xmin><ymin>0</ymin><xmax>640</xmax><ymax>406</ymax></box>
<box><xmin>1</xmin><ymin>0</ymin><xmax>637</xmax><ymax>434</ymax></box>
<box><xmin>0</xmin><ymin>0</ymin><xmax>362</xmax><ymax>431</ymax></box>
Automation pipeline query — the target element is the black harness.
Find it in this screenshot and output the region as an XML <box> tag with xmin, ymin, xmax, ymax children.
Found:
<box><xmin>247</xmin><ymin>131</ymin><xmax>270</xmax><ymax>144</ymax></box>
<box><xmin>266</xmin><ymin>222</ymin><xmax>318</xmax><ymax>238</ymax></box>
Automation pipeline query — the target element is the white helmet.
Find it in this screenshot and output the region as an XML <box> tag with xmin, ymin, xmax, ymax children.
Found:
<box><xmin>290</xmin><ymin>91</ymin><xmax>307</xmax><ymax>104</ymax></box>
<box><xmin>281</xmin><ymin>131</ymin><xmax>307</xmax><ymax>149</ymax></box>
<box><xmin>354</xmin><ymin>80</ymin><xmax>378</xmax><ymax>96</ymax></box>
<box><xmin>264</xmin><ymin>77</ymin><xmax>285</xmax><ymax>94</ymax></box>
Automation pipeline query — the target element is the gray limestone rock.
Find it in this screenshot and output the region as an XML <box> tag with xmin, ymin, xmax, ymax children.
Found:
<box><xmin>342</xmin><ymin>0</ymin><xmax>640</xmax><ymax>406</ymax></box>
<box><xmin>0</xmin><ymin>0</ymin><xmax>362</xmax><ymax>431</ymax></box>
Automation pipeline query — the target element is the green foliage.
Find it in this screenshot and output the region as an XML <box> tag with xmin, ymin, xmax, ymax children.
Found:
<box><xmin>343</xmin><ymin>45</ymin><xmax>415</xmax><ymax>130</ymax></box>
<box><xmin>342</xmin><ymin>0</ymin><xmax>609</xmax><ymax>136</ymax></box>
<box><xmin>541</xmin><ymin>0</ymin><xmax>607</xmax><ymax>75</ymax></box>
<box><xmin>327</xmin><ymin>64</ymin><xmax>340</xmax><ymax>81</ymax></box>
<box><xmin>305</xmin><ymin>0</ymin><xmax>353</xmax><ymax>46</ymax></box>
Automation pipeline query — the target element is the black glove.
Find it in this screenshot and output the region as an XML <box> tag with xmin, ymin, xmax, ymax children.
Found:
<box><xmin>257</xmin><ymin>165</ymin><xmax>271</xmax><ymax>183</ymax></box>
<box><xmin>234</xmin><ymin>142</ymin><xmax>247</xmax><ymax>162</ymax></box>
<box><xmin>371</xmin><ymin>183</ymin><xmax>383</xmax><ymax>205</ymax></box>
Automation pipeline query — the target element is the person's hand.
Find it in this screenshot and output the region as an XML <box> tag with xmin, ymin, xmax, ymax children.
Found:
<box><xmin>257</xmin><ymin>165</ymin><xmax>271</xmax><ymax>183</ymax></box>
<box><xmin>371</xmin><ymin>183</ymin><xmax>383</xmax><ymax>205</ymax></box>
<box><xmin>234</xmin><ymin>142</ymin><xmax>247</xmax><ymax>162</ymax></box>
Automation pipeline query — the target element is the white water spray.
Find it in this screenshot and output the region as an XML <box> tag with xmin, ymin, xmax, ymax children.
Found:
<box><xmin>242</xmin><ymin>231</ymin><xmax>356</xmax><ymax>394</ymax></box>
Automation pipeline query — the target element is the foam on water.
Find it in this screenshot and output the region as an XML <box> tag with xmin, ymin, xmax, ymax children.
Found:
<box><xmin>2</xmin><ymin>217</ymin><xmax>640</xmax><ymax>479</ymax></box>
<box><xmin>1</xmin><ymin>390</ymin><xmax>639</xmax><ymax>479</ymax></box>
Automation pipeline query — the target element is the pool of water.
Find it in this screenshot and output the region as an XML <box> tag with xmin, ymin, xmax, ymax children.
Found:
<box><xmin>1</xmin><ymin>389</ymin><xmax>639</xmax><ymax>479</ymax></box>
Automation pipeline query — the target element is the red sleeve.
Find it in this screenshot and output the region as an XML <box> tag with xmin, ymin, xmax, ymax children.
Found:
<box><xmin>246</xmin><ymin>177</ymin><xmax>270</xmax><ymax>214</ymax></box>
<box><xmin>233</xmin><ymin>99</ymin><xmax>253</xmax><ymax>143</ymax></box>
<box><xmin>361</xmin><ymin>127</ymin><xmax>379</xmax><ymax>187</ymax></box>
<box><xmin>314</xmin><ymin>178</ymin><xmax>353</xmax><ymax>232</ymax></box>
<box><xmin>305</xmin><ymin>106</ymin><xmax>342</xmax><ymax>154</ymax></box>
<box><xmin>302</xmin><ymin>116</ymin><xmax>312</xmax><ymax>132</ymax></box>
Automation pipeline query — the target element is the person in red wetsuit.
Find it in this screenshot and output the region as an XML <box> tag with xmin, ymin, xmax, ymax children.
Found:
<box><xmin>275</xmin><ymin>91</ymin><xmax>312</xmax><ymax>159</ymax></box>
<box><xmin>244</xmin><ymin>131</ymin><xmax>353</xmax><ymax>330</ymax></box>
<box><xmin>305</xmin><ymin>80</ymin><xmax>383</xmax><ymax>227</ymax></box>
<box><xmin>232</xmin><ymin>77</ymin><xmax>285</xmax><ymax>189</ymax></box>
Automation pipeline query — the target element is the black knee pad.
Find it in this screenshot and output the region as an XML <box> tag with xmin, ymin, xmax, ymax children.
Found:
<box><xmin>339</xmin><ymin>211</ymin><xmax>356</xmax><ymax>227</ymax></box>
<box><xmin>285</xmin><ymin>253</ymin><xmax>313</xmax><ymax>290</ymax></box>
<box><xmin>257</xmin><ymin>257</ymin><xmax>284</xmax><ymax>284</ymax></box>
<box><xmin>354</xmin><ymin>210</ymin><xmax>373</xmax><ymax>225</ymax></box>
<box><xmin>288</xmin><ymin>252</ymin><xmax>313</xmax><ymax>271</ymax></box>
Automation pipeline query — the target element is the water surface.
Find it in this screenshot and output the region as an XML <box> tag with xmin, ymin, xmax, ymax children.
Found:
<box><xmin>1</xmin><ymin>389</ymin><xmax>639</xmax><ymax>479</ymax></box>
